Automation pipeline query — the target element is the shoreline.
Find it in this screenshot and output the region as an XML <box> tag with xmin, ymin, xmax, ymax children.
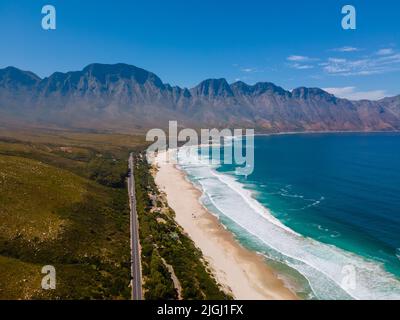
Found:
<box><xmin>153</xmin><ymin>151</ymin><xmax>298</xmax><ymax>300</ymax></box>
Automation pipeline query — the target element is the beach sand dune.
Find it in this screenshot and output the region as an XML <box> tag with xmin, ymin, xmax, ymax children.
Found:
<box><xmin>153</xmin><ymin>152</ymin><xmax>297</xmax><ymax>300</ymax></box>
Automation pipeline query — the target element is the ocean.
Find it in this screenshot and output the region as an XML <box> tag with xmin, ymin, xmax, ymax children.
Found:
<box><xmin>176</xmin><ymin>133</ymin><xmax>400</xmax><ymax>300</ymax></box>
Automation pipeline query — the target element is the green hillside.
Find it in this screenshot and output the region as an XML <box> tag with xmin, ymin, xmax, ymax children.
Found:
<box><xmin>0</xmin><ymin>130</ymin><xmax>143</xmax><ymax>299</ymax></box>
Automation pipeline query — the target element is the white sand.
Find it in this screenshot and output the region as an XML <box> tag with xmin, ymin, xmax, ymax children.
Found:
<box><xmin>153</xmin><ymin>151</ymin><xmax>297</xmax><ymax>300</ymax></box>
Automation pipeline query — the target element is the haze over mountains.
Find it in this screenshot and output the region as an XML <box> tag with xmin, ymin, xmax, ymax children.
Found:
<box><xmin>0</xmin><ymin>63</ymin><xmax>399</xmax><ymax>132</ymax></box>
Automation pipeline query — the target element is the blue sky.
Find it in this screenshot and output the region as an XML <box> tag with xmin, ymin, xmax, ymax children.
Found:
<box><xmin>0</xmin><ymin>0</ymin><xmax>399</xmax><ymax>99</ymax></box>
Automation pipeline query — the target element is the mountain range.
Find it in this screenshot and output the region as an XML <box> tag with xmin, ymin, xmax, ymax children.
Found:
<box><xmin>0</xmin><ymin>63</ymin><xmax>399</xmax><ymax>133</ymax></box>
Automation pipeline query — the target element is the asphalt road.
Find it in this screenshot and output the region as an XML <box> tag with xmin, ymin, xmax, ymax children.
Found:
<box><xmin>128</xmin><ymin>153</ymin><xmax>142</xmax><ymax>300</ymax></box>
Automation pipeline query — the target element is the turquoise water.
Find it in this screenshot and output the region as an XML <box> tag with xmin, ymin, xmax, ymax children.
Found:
<box><xmin>176</xmin><ymin>133</ymin><xmax>400</xmax><ymax>300</ymax></box>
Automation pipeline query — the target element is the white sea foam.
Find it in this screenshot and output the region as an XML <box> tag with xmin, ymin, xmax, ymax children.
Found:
<box><xmin>177</xmin><ymin>146</ymin><xmax>400</xmax><ymax>300</ymax></box>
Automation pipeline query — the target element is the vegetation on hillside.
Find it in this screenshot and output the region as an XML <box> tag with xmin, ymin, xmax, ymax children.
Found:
<box><xmin>134</xmin><ymin>154</ymin><xmax>231</xmax><ymax>300</ymax></box>
<box><xmin>0</xmin><ymin>130</ymin><xmax>144</xmax><ymax>299</ymax></box>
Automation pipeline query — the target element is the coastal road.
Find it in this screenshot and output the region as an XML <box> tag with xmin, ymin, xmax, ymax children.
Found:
<box><xmin>128</xmin><ymin>153</ymin><xmax>142</xmax><ymax>300</ymax></box>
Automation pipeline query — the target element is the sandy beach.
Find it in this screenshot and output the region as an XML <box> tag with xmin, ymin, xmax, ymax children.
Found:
<box><xmin>153</xmin><ymin>151</ymin><xmax>297</xmax><ymax>300</ymax></box>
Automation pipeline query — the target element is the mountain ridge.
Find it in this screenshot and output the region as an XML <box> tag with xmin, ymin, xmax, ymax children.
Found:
<box><xmin>0</xmin><ymin>63</ymin><xmax>399</xmax><ymax>133</ymax></box>
<box><xmin>0</xmin><ymin>63</ymin><xmax>343</xmax><ymax>97</ymax></box>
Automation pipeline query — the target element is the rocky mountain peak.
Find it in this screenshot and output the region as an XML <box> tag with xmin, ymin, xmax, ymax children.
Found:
<box><xmin>291</xmin><ymin>87</ymin><xmax>336</xmax><ymax>101</ymax></box>
<box><xmin>192</xmin><ymin>78</ymin><xmax>234</xmax><ymax>97</ymax></box>
<box><xmin>0</xmin><ymin>67</ymin><xmax>41</xmax><ymax>88</ymax></box>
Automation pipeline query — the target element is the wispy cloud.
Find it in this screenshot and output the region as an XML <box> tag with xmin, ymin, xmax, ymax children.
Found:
<box><xmin>240</xmin><ymin>67</ymin><xmax>257</xmax><ymax>73</ymax></box>
<box><xmin>290</xmin><ymin>63</ymin><xmax>314</xmax><ymax>70</ymax></box>
<box><xmin>376</xmin><ymin>48</ymin><xmax>395</xmax><ymax>56</ymax></box>
<box><xmin>287</xmin><ymin>55</ymin><xmax>313</xmax><ymax>62</ymax></box>
<box><xmin>234</xmin><ymin>64</ymin><xmax>266</xmax><ymax>74</ymax></box>
<box><xmin>320</xmin><ymin>50</ymin><xmax>400</xmax><ymax>76</ymax></box>
<box><xmin>286</xmin><ymin>55</ymin><xmax>317</xmax><ymax>70</ymax></box>
<box><xmin>285</xmin><ymin>47</ymin><xmax>400</xmax><ymax>77</ymax></box>
<box><xmin>332</xmin><ymin>46</ymin><xmax>360</xmax><ymax>52</ymax></box>
<box><xmin>323</xmin><ymin>86</ymin><xmax>388</xmax><ymax>100</ymax></box>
